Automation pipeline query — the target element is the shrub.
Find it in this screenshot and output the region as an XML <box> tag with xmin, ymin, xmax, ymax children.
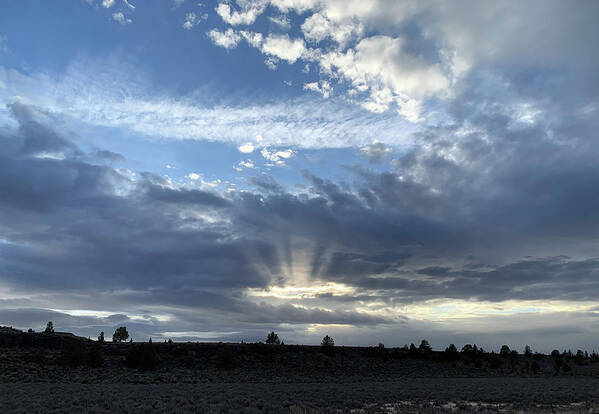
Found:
<box><xmin>98</xmin><ymin>332</ymin><xmax>105</xmax><ymax>343</ymax></box>
<box><xmin>551</xmin><ymin>349</ymin><xmax>561</xmax><ymax>357</ymax></box>
<box><xmin>500</xmin><ymin>345</ymin><xmax>511</xmax><ymax>357</ymax></box>
<box><xmin>112</xmin><ymin>326</ymin><xmax>129</xmax><ymax>342</ymax></box>
<box><xmin>216</xmin><ymin>345</ymin><xmax>235</xmax><ymax>369</ymax></box>
<box><xmin>446</xmin><ymin>344</ymin><xmax>458</xmax><ymax>353</ymax></box>
<box><xmin>27</xmin><ymin>328</ymin><xmax>34</xmax><ymax>333</ymax></box>
<box><xmin>125</xmin><ymin>341</ymin><xmax>158</xmax><ymax>371</ymax></box>
<box><xmin>266</xmin><ymin>331</ymin><xmax>281</xmax><ymax>345</ymax></box>
<box><xmin>59</xmin><ymin>341</ymin><xmax>103</xmax><ymax>368</ymax></box>
<box><xmin>530</xmin><ymin>360</ymin><xmax>540</xmax><ymax>373</ymax></box>
<box><xmin>44</xmin><ymin>321</ymin><xmax>54</xmax><ymax>334</ymax></box>
<box><xmin>488</xmin><ymin>353</ymin><xmax>502</xmax><ymax>369</ymax></box>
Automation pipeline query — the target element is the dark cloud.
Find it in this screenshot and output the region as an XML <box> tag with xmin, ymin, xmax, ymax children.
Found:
<box><xmin>1</xmin><ymin>97</ymin><xmax>599</xmax><ymax>346</ymax></box>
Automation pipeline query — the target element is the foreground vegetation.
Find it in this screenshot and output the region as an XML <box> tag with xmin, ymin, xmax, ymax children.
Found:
<box><xmin>1</xmin><ymin>325</ymin><xmax>599</xmax><ymax>412</ymax></box>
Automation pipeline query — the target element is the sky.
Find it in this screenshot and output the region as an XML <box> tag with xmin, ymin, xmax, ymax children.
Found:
<box><xmin>0</xmin><ymin>0</ymin><xmax>598</xmax><ymax>351</ymax></box>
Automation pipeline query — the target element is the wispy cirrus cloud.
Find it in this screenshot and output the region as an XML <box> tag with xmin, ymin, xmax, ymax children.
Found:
<box><xmin>0</xmin><ymin>59</ymin><xmax>420</xmax><ymax>150</ymax></box>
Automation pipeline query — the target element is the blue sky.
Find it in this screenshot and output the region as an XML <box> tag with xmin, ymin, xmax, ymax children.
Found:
<box><xmin>1</xmin><ymin>0</ymin><xmax>599</xmax><ymax>350</ymax></box>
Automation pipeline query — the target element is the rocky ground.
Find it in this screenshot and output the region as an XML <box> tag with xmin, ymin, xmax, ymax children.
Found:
<box><xmin>1</xmin><ymin>328</ymin><xmax>599</xmax><ymax>413</ymax></box>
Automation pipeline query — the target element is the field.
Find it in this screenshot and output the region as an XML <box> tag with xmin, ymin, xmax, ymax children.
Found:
<box><xmin>1</xmin><ymin>328</ymin><xmax>599</xmax><ymax>413</ymax></box>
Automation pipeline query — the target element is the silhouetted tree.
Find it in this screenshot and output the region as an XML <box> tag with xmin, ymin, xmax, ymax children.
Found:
<box><xmin>266</xmin><ymin>331</ymin><xmax>281</xmax><ymax>345</ymax></box>
<box><xmin>419</xmin><ymin>339</ymin><xmax>431</xmax><ymax>352</ymax></box>
<box><xmin>321</xmin><ymin>335</ymin><xmax>334</xmax><ymax>347</ymax></box>
<box><xmin>378</xmin><ymin>342</ymin><xmax>385</xmax><ymax>349</ymax></box>
<box><xmin>27</xmin><ymin>328</ymin><xmax>34</xmax><ymax>333</ymax></box>
<box><xmin>524</xmin><ymin>345</ymin><xmax>532</xmax><ymax>357</ymax></box>
<box><xmin>98</xmin><ymin>332</ymin><xmax>105</xmax><ymax>343</ymax></box>
<box><xmin>44</xmin><ymin>321</ymin><xmax>54</xmax><ymax>334</ymax></box>
<box><xmin>462</xmin><ymin>344</ymin><xmax>474</xmax><ymax>353</ymax></box>
<box><xmin>112</xmin><ymin>326</ymin><xmax>129</xmax><ymax>342</ymax></box>
<box><xmin>551</xmin><ymin>349</ymin><xmax>561</xmax><ymax>357</ymax></box>
<box><xmin>500</xmin><ymin>345</ymin><xmax>511</xmax><ymax>357</ymax></box>
<box><xmin>445</xmin><ymin>344</ymin><xmax>458</xmax><ymax>354</ymax></box>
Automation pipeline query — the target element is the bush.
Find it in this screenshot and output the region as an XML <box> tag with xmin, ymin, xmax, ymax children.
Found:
<box><xmin>266</xmin><ymin>331</ymin><xmax>281</xmax><ymax>345</ymax></box>
<box><xmin>125</xmin><ymin>341</ymin><xmax>158</xmax><ymax>371</ymax></box>
<box><xmin>59</xmin><ymin>341</ymin><xmax>104</xmax><ymax>368</ymax></box>
<box><xmin>530</xmin><ymin>360</ymin><xmax>540</xmax><ymax>373</ymax></box>
<box><xmin>112</xmin><ymin>326</ymin><xmax>129</xmax><ymax>342</ymax></box>
<box><xmin>98</xmin><ymin>332</ymin><xmax>105</xmax><ymax>343</ymax></box>
<box><xmin>488</xmin><ymin>353</ymin><xmax>502</xmax><ymax>369</ymax></box>
<box><xmin>500</xmin><ymin>345</ymin><xmax>511</xmax><ymax>357</ymax></box>
<box><xmin>216</xmin><ymin>345</ymin><xmax>235</xmax><ymax>369</ymax></box>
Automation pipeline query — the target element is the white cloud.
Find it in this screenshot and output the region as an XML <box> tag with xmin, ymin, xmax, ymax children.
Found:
<box><xmin>359</xmin><ymin>142</ymin><xmax>391</xmax><ymax>162</ymax></box>
<box><xmin>264</xmin><ymin>57</ymin><xmax>278</xmax><ymax>70</ymax></box>
<box><xmin>267</xmin><ymin>14</ymin><xmax>290</xmax><ymax>29</ymax></box>
<box><xmin>301</xmin><ymin>11</ymin><xmax>362</xmax><ymax>46</ymax></box>
<box><xmin>183</xmin><ymin>12</ymin><xmax>199</xmax><ymax>30</ymax></box>
<box><xmin>239</xmin><ymin>30</ymin><xmax>263</xmax><ymax>48</ymax></box>
<box><xmin>233</xmin><ymin>159</ymin><xmax>256</xmax><ymax>171</ymax></box>
<box><xmin>303</xmin><ymin>80</ymin><xmax>332</xmax><ymax>98</ymax></box>
<box><xmin>122</xmin><ymin>0</ymin><xmax>135</xmax><ymax>10</ymax></box>
<box><xmin>187</xmin><ymin>172</ymin><xmax>222</xmax><ymax>188</ymax></box>
<box><xmin>238</xmin><ymin>142</ymin><xmax>255</xmax><ymax>153</ymax></box>
<box><xmin>0</xmin><ymin>60</ymin><xmax>420</xmax><ymax>150</ymax></box>
<box><xmin>261</xmin><ymin>148</ymin><xmax>294</xmax><ymax>166</ymax></box>
<box><xmin>215</xmin><ymin>1</ymin><xmax>267</xmax><ymax>26</ymax></box>
<box><xmin>112</xmin><ymin>12</ymin><xmax>132</xmax><ymax>25</ymax></box>
<box><xmin>207</xmin><ymin>28</ymin><xmax>241</xmax><ymax>49</ymax></box>
<box><xmin>165</xmin><ymin>164</ymin><xmax>174</xmax><ymax>169</ymax></box>
<box><xmin>260</xmin><ymin>34</ymin><xmax>305</xmax><ymax>63</ymax></box>
<box><xmin>173</xmin><ymin>0</ymin><xmax>185</xmax><ymax>8</ymax></box>
<box><xmin>101</xmin><ymin>0</ymin><xmax>115</xmax><ymax>8</ymax></box>
<box><xmin>316</xmin><ymin>35</ymin><xmax>450</xmax><ymax>119</ymax></box>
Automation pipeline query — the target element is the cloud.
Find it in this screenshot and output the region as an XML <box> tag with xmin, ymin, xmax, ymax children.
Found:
<box><xmin>301</xmin><ymin>11</ymin><xmax>362</xmax><ymax>46</ymax></box>
<box><xmin>260</xmin><ymin>148</ymin><xmax>293</xmax><ymax>166</ymax></box>
<box><xmin>233</xmin><ymin>159</ymin><xmax>255</xmax><ymax>171</ymax></box>
<box><xmin>215</xmin><ymin>1</ymin><xmax>268</xmax><ymax>26</ymax></box>
<box><xmin>267</xmin><ymin>14</ymin><xmax>290</xmax><ymax>29</ymax></box>
<box><xmin>101</xmin><ymin>0</ymin><xmax>115</xmax><ymax>8</ymax></box>
<box><xmin>182</xmin><ymin>12</ymin><xmax>199</xmax><ymax>30</ymax></box>
<box><xmin>260</xmin><ymin>34</ymin><xmax>305</xmax><ymax>63</ymax></box>
<box><xmin>237</xmin><ymin>142</ymin><xmax>255</xmax><ymax>153</ymax></box>
<box><xmin>173</xmin><ymin>0</ymin><xmax>185</xmax><ymax>8</ymax></box>
<box><xmin>207</xmin><ymin>28</ymin><xmax>241</xmax><ymax>49</ymax></box>
<box><xmin>303</xmin><ymin>80</ymin><xmax>332</xmax><ymax>98</ymax></box>
<box><xmin>2</xmin><ymin>101</ymin><xmax>599</xmax><ymax>347</ymax></box>
<box><xmin>122</xmin><ymin>0</ymin><xmax>135</xmax><ymax>10</ymax></box>
<box><xmin>317</xmin><ymin>35</ymin><xmax>450</xmax><ymax>119</ymax></box>
<box><xmin>360</xmin><ymin>142</ymin><xmax>391</xmax><ymax>162</ymax></box>
<box><xmin>239</xmin><ymin>30</ymin><xmax>263</xmax><ymax>48</ymax></box>
<box><xmin>0</xmin><ymin>60</ymin><xmax>420</xmax><ymax>150</ymax></box>
<box><xmin>111</xmin><ymin>12</ymin><xmax>132</xmax><ymax>25</ymax></box>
